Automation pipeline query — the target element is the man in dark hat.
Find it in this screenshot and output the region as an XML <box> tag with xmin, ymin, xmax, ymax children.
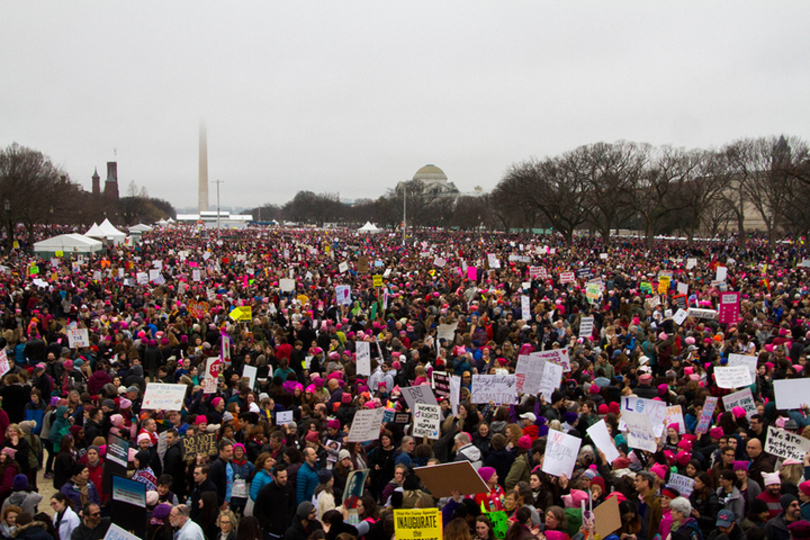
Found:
<box><xmin>765</xmin><ymin>494</ymin><xmax>803</xmax><ymax>540</ymax></box>
<box><xmin>284</xmin><ymin>501</ymin><xmax>323</xmax><ymax>540</ymax></box>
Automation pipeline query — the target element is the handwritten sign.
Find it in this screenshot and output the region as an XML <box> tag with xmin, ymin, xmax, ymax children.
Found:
<box><xmin>728</xmin><ymin>353</ymin><xmax>758</xmax><ymax>384</ymax></box>
<box><xmin>695</xmin><ymin>396</ymin><xmax>718</xmax><ymax>434</ymax></box>
<box><xmin>722</xmin><ymin>388</ymin><xmax>756</xmax><ymax>420</ymax></box>
<box><xmin>560</xmin><ymin>271</ymin><xmax>576</xmax><ymax>284</ymax></box>
<box><xmin>529</xmin><ymin>348</ymin><xmax>570</xmax><ymax>371</ymax></box>
<box><xmin>142</xmin><ymin>383</ymin><xmax>187</xmax><ymax>411</ymax></box>
<box><xmin>182</xmin><ymin>432</ymin><xmax>217</xmax><ymax>459</ymax></box>
<box><xmin>521</xmin><ymin>295</ymin><xmax>531</xmax><ymax>321</ymax></box>
<box><xmin>335</xmin><ymin>285</ymin><xmax>352</xmax><ymax>305</ymax></box>
<box><xmin>373</xmin><ymin>275</ymin><xmax>383</xmax><ymax>287</ymax></box>
<box><xmin>515</xmin><ymin>355</ymin><xmax>544</xmax><ymax>395</ymax></box>
<box><xmin>669</xmin><ymin>473</ymin><xmax>695</xmax><ymax>497</ymax></box>
<box><xmin>673</xmin><ymin>308</ymin><xmax>688</xmax><ymax>326</ymax></box>
<box><xmin>529</xmin><ymin>266</ymin><xmax>547</xmax><ymax>279</ymax></box>
<box><xmin>542</xmin><ymin>430</ymin><xmax>581</xmax><ymax>478</ymax></box>
<box><xmin>579</xmin><ymin>316</ymin><xmax>594</xmax><ymax>338</ymax></box>
<box><xmin>622</xmin><ymin>410</ymin><xmax>658</xmax><ymax>452</ymax></box>
<box><xmin>67</xmin><ymin>328</ymin><xmax>90</xmax><ymax>349</ymax></box>
<box><xmin>276</xmin><ymin>410</ymin><xmax>294</xmax><ymax>425</ymax></box>
<box><xmin>0</xmin><ymin>350</ymin><xmax>11</xmax><ymax>377</ymax></box>
<box><xmin>715</xmin><ymin>365</ymin><xmax>753</xmax><ymax>389</ymax></box>
<box><xmin>347</xmin><ymin>408</ymin><xmax>385</xmax><ymax>443</ymax></box>
<box><xmin>665</xmin><ymin>405</ymin><xmax>686</xmax><ymax>434</ymax></box>
<box><xmin>412</xmin><ymin>403</ymin><xmax>441</xmax><ymax>440</ymax></box>
<box><xmin>356</xmin><ymin>341</ymin><xmax>371</xmax><ymax>376</ymax></box>
<box><xmin>620</xmin><ymin>396</ymin><xmax>667</xmax><ymax>437</ymax></box>
<box><xmin>538</xmin><ymin>361</ymin><xmax>563</xmax><ymax>402</ymax></box>
<box><xmin>470</xmin><ymin>374</ymin><xmax>517</xmax><ymax>405</ymax></box>
<box><xmin>766</xmin><ymin>426</ymin><xmax>810</xmax><ymax>462</ymax></box>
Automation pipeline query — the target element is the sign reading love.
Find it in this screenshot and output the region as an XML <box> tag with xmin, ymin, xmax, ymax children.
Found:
<box><xmin>188</xmin><ymin>300</ymin><xmax>209</xmax><ymax>319</ymax></box>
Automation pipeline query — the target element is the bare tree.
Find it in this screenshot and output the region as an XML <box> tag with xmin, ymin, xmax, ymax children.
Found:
<box><xmin>674</xmin><ymin>150</ymin><xmax>733</xmax><ymax>244</ymax></box>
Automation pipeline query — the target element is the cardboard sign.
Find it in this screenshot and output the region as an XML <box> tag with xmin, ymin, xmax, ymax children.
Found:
<box><xmin>67</xmin><ymin>328</ymin><xmax>90</xmax><ymax>348</ymax></box>
<box><xmin>715</xmin><ymin>365</ymin><xmax>753</xmax><ymax>389</ymax></box>
<box><xmin>142</xmin><ymin>383</ymin><xmax>187</xmax><ymax>411</ymax></box>
<box><xmin>412</xmin><ymin>403</ymin><xmax>441</xmax><ymax>440</ymax></box>
<box><xmin>542</xmin><ymin>430</ymin><xmax>581</xmax><ymax>478</ymax></box>
<box><xmin>470</xmin><ymin>374</ymin><xmax>517</xmax><ymax>405</ymax></box>
<box><xmin>358</xmin><ymin>257</ymin><xmax>369</xmax><ymax>274</ymax></box>
<box><xmin>414</xmin><ymin>461</ymin><xmax>489</xmax><ymax>498</ymax></box>
<box><xmin>773</xmin><ymin>379</ymin><xmax>810</xmax><ymax>410</ymax></box>
<box><xmin>586</xmin><ymin>420</ymin><xmax>620</xmax><ymax>463</ymax></box>
<box><xmin>182</xmin><ymin>432</ymin><xmax>217</xmax><ymax>458</ymax></box>
<box><xmin>622</xmin><ymin>410</ymin><xmax>658</xmax><ymax>452</ymax></box>
<box><xmin>394</xmin><ymin>508</ymin><xmax>442</xmax><ymax>540</ymax></box>
<box><xmin>722</xmin><ymin>389</ymin><xmax>756</xmax><ymax>419</ymax></box>
<box><xmin>347</xmin><ymin>408</ymin><xmax>385</xmax><ymax>442</ymax></box>
<box><xmin>593</xmin><ymin>497</ymin><xmax>622</xmax><ymax>539</ymax></box>
<box><xmin>765</xmin><ymin>426</ymin><xmax>810</xmax><ymax>462</ymax></box>
<box><xmin>695</xmin><ymin>396</ymin><xmax>718</xmax><ymax>434</ymax></box>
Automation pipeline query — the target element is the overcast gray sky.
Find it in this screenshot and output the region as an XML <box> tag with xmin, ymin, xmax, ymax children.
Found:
<box><xmin>2</xmin><ymin>1</ymin><xmax>809</xmax><ymax>211</ymax></box>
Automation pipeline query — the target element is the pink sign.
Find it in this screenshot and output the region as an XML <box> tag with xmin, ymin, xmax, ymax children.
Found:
<box><xmin>718</xmin><ymin>292</ymin><xmax>740</xmax><ymax>324</ymax></box>
<box><xmin>467</xmin><ymin>267</ymin><xmax>477</xmax><ymax>281</ymax></box>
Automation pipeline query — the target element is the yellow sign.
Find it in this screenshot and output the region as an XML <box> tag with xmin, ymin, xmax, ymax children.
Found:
<box><xmin>55</xmin><ymin>251</ymin><xmax>63</xmax><ymax>257</ymax></box>
<box><xmin>229</xmin><ymin>306</ymin><xmax>253</xmax><ymax>322</ymax></box>
<box><xmin>12</xmin><ymin>241</ymin><xmax>18</xmax><ymax>249</ymax></box>
<box><xmin>658</xmin><ymin>276</ymin><xmax>671</xmax><ymax>294</ymax></box>
<box><xmin>394</xmin><ymin>508</ymin><xmax>442</xmax><ymax>540</ymax></box>
<box><xmin>373</xmin><ymin>275</ymin><xmax>383</xmax><ymax>287</ymax></box>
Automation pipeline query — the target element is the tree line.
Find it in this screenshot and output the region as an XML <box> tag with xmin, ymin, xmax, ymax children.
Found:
<box><xmin>248</xmin><ymin>135</ymin><xmax>810</xmax><ymax>249</ymax></box>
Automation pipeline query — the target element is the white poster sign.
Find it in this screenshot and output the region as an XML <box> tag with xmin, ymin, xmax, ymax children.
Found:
<box><xmin>620</xmin><ymin>396</ymin><xmax>668</xmax><ymax>437</ymax></box>
<box><xmin>622</xmin><ymin>410</ymin><xmax>658</xmax><ymax>452</ymax></box>
<box><xmin>673</xmin><ymin>309</ymin><xmax>688</xmax><ymax>326</ymax></box>
<box><xmin>401</xmin><ymin>385</ymin><xmax>438</xmax><ymax>411</ymax></box>
<box><xmin>276</xmin><ymin>410</ymin><xmax>294</xmax><ymax>425</ymax></box>
<box><xmin>542</xmin><ymin>430</ymin><xmax>581</xmax><ymax>478</ymax></box>
<box><xmin>103</xmin><ymin>523</ymin><xmax>141</xmax><ymax>540</ymax></box>
<box><xmin>449</xmin><ymin>375</ymin><xmax>461</xmax><ymax>416</ymax></box>
<box><xmin>335</xmin><ymin>285</ymin><xmax>352</xmax><ymax>305</ymax></box>
<box><xmin>714</xmin><ymin>365</ymin><xmax>753</xmax><ymax>389</ymax></box>
<box><xmin>412</xmin><ymin>403</ymin><xmax>441</xmax><ymax>440</ymax></box>
<box><xmin>347</xmin><ymin>408</ymin><xmax>385</xmax><ymax>442</ymax></box>
<box><xmin>538</xmin><ymin>361</ymin><xmax>563</xmax><ymax>402</ymax></box>
<box><xmin>665</xmin><ymin>405</ymin><xmax>686</xmax><ymax>434</ymax></box>
<box><xmin>242</xmin><ymin>365</ymin><xmax>257</xmax><ymax>389</ymax></box>
<box><xmin>669</xmin><ymin>473</ymin><xmax>695</xmax><ymax>497</ymax></box>
<box><xmin>470</xmin><ymin>374</ymin><xmax>517</xmax><ymax>405</ymax></box>
<box><xmin>279</xmin><ymin>278</ymin><xmax>295</xmax><ymax>292</ymax></box>
<box><xmin>0</xmin><ymin>350</ymin><xmax>11</xmax><ymax>377</ymax></box>
<box><xmin>142</xmin><ymin>383</ymin><xmax>187</xmax><ymax>411</ymax></box>
<box><xmin>586</xmin><ymin>420</ymin><xmax>620</xmax><ymax>463</ymax></box>
<box><xmin>515</xmin><ymin>355</ymin><xmax>544</xmax><ymax>395</ymax></box>
<box><xmin>728</xmin><ymin>354</ymin><xmax>758</xmax><ymax>384</ymax></box>
<box><xmin>67</xmin><ymin>328</ymin><xmax>90</xmax><ymax>349</ymax></box>
<box><xmin>765</xmin><ymin>426</ymin><xmax>810</xmax><ymax>462</ymax></box>
<box><xmin>579</xmin><ymin>316</ymin><xmax>594</xmax><ymax>338</ymax></box>
<box><xmin>722</xmin><ymin>388</ymin><xmax>757</xmax><ymax>419</ymax></box>
<box><xmin>529</xmin><ymin>348</ymin><xmax>570</xmax><ymax>371</ymax></box>
<box><xmin>356</xmin><ymin>341</ymin><xmax>371</xmax><ymax>376</ymax></box>
<box><xmin>774</xmin><ymin>379</ymin><xmax>810</xmax><ymax>410</ymax></box>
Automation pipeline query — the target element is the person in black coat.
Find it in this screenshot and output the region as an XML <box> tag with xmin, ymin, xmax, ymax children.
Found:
<box><xmin>254</xmin><ymin>464</ymin><xmax>296</xmax><ymax>538</ymax></box>
<box><xmin>207</xmin><ymin>441</ymin><xmax>233</xmax><ymax>507</ymax></box>
<box><xmin>162</xmin><ymin>430</ymin><xmax>186</xmax><ymax>501</ymax></box>
<box><xmin>189</xmin><ymin>464</ymin><xmax>218</xmax><ymax>522</ymax></box>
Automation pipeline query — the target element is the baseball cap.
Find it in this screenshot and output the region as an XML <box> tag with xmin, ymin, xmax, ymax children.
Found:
<box><xmin>716</xmin><ymin>510</ymin><xmax>735</xmax><ymax>527</ymax></box>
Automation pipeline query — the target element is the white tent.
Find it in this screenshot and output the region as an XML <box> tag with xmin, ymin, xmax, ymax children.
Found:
<box><xmin>128</xmin><ymin>223</ymin><xmax>152</xmax><ymax>233</ymax></box>
<box><xmin>85</xmin><ymin>223</ymin><xmax>104</xmax><ymax>238</ymax></box>
<box><xmin>34</xmin><ymin>234</ymin><xmax>103</xmax><ymax>254</ymax></box>
<box><xmin>358</xmin><ymin>222</ymin><xmax>382</xmax><ymax>233</ymax></box>
<box><xmin>96</xmin><ymin>218</ymin><xmax>126</xmax><ymax>244</ymax></box>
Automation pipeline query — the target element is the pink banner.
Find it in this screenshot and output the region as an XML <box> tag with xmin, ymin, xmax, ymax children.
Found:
<box><xmin>467</xmin><ymin>267</ymin><xmax>477</xmax><ymax>281</ymax></box>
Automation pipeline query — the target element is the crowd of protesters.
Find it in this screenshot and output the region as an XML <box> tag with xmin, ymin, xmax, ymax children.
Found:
<box><xmin>0</xmin><ymin>224</ymin><xmax>809</xmax><ymax>540</ymax></box>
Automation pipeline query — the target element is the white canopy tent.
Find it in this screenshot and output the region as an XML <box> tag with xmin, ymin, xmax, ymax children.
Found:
<box><xmin>358</xmin><ymin>222</ymin><xmax>382</xmax><ymax>233</ymax></box>
<box><xmin>85</xmin><ymin>223</ymin><xmax>104</xmax><ymax>238</ymax></box>
<box><xmin>34</xmin><ymin>234</ymin><xmax>103</xmax><ymax>255</ymax></box>
<box><xmin>128</xmin><ymin>223</ymin><xmax>153</xmax><ymax>233</ymax></box>
<box><xmin>95</xmin><ymin>218</ymin><xmax>126</xmax><ymax>244</ymax></box>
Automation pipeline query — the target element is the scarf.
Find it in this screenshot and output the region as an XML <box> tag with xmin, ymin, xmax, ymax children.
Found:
<box><xmin>70</xmin><ymin>474</ymin><xmax>90</xmax><ymax>507</ymax></box>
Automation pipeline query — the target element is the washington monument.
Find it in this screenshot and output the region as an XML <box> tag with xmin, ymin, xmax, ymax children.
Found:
<box><xmin>198</xmin><ymin>122</ymin><xmax>209</xmax><ymax>212</ymax></box>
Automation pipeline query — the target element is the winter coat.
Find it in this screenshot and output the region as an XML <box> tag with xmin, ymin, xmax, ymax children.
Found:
<box><xmin>2</xmin><ymin>489</ymin><xmax>43</xmax><ymax>516</ymax></box>
<box><xmin>254</xmin><ymin>480</ymin><xmax>296</xmax><ymax>537</ymax></box>
<box><xmin>11</xmin><ymin>521</ymin><xmax>54</xmax><ymax>540</ymax></box>
<box><xmin>296</xmin><ymin>462</ymin><xmax>319</xmax><ymax>506</ymax></box>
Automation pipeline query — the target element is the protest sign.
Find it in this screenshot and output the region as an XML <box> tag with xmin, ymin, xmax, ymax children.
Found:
<box><xmin>182</xmin><ymin>432</ymin><xmax>217</xmax><ymax>459</ymax></box>
<box><xmin>773</xmin><ymin>379</ymin><xmax>810</xmax><ymax>410</ymax></box>
<box><xmin>542</xmin><ymin>430</ymin><xmax>581</xmax><ymax>478</ymax></box>
<box><xmin>449</xmin><ymin>375</ymin><xmax>461</xmax><ymax>416</ymax></box>
<box><xmin>521</xmin><ymin>295</ymin><xmax>531</xmax><ymax>321</ymax></box>
<box><xmin>400</xmin><ymin>385</ymin><xmax>438</xmax><ymax>411</ymax></box>
<box><xmin>716</xmin><ymin>266</ymin><xmax>728</xmax><ymax>282</ymax></box>
<box><xmin>142</xmin><ymin>383</ymin><xmax>187</xmax><ymax>411</ymax></box>
<box><xmin>669</xmin><ymin>473</ymin><xmax>695</xmax><ymax>497</ymax></box>
<box><xmin>103</xmin><ymin>524</ymin><xmax>141</xmax><ymax>540</ymax></box>
<box><xmin>538</xmin><ymin>361</ymin><xmax>563</xmax><ymax>402</ymax></box>
<box><xmin>620</xmin><ymin>396</ymin><xmax>667</xmax><ymax>436</ymax></box>
<box><xmin>394</xmin><ymin>508</ymin><xmax>442</xmax><ymax>540</ymax></box>
<box><xmin>529</xmin><ymin>348</ymin><xmax>571</xmax><ymax>371</ymax></box>
<box><xmin>586</xmin><ymin>420</ymin><xmax>620</xmax><ymax>463</ymax></box>
<box><xmin>487</xmin><ymin>254</ymin><xmax>501</xmax><ymax>269</ymax></box>
<box><xmin>342</xmin><ymin>468</ymin><xmax>370</xmax><ymax>508</ymax></box>
<box><xmin>412</xmin><ymin>403</ymin><xmax>441</xmax><ymax>440</ymax></box>
<box><xmin>279</xmin><ymin>278</ymin><xmax>295</xmax><ymax>292</ymax></box>
<box><xmin>338</xmin><ymin>261</ymin><xmax>349</xmax><ymax>273</ymax></box>
<box><xmin>515</xmin><ymin>355</ymin><xmax>544</xmax><ymax>395</ymax></box>
<box><xmin>714</xmin><ymin>365</ymin><xmax>753</xmax><ymax>389</ymax></box>
<box><xmin>432</xmin><ymin>372</ymin><xmax>449</xmax><ymax>397</ymax></box>
<box><xmin>242</xmin><ymin>365</ymin><xmax>257</xmax><ymax>390</ymax></box>
<box><xmin>722</xmin><ymin>389</ymin><xmax>756</xmax><ymax>419</ymax></box>
<box><xmin>687</xmin><ymin>308</ymin><xmax>718</xmax><ymax>320</ymax></box>
<box><xmin>622</xmin><ymin>410</ymin><xmax>658</xmax><ymax>452</ymax></box>
<box><xmin>529</xmin><ymin>266</ymin><xmax>547</xmax><ymax>279</ymax></box>
<box><xmin>728</xmin><ymin>353</ymin><xmax>758</xmax><ymax>383</ymax></box>
<box><xmin>686</xmin><ymin>258</ymin><xmax>697</xmax><ymax>269</ymax></box>
<box><xmin>436</xmin><ymin>323</ymin><xmax>458</xmax><ymax>342</ymax></box>
<box><xmin>695</xmin><ymin>396</ymin><xmax>718</xmax><ymax>434</ymax></box>
<box><xmin>579</xmin><ymin>316</ymin><xmax>594</xmax><ymax>338</ymax></box>
<box><xmin>414</xmin><ymin>461</ymin><xmax>488</xmax><ymax>497</ymax></box>
<box><xmin>765</xmin><ymin>426</ymin><xmax>810</xmax><ymax>462</ymax></box>
<box><xmin>276</xmin><ymin>410</ymin><xmax>294</xmax><ymax>425</ymax></box>
<box><xmin>677</xmin><ymin>282</ymin><xmax>689</xmax><ymax>296</ymax></box>
<box><xmin>560</xmin><ymin>271</ymin><xmax>576</xmax><ymax>283</ymax></box>
<box><xmin>356</xmin><ymin>341</ymin><xmax>371</xmax><ymax>376</ymax></box>
<box><xmin>67</xmin><ymin>328</ymin><xmax>90</xmax><ymax>348</ymax></box>
<box><xmin>471</xmin><ymin>374</ymin><xmax>517</xmax><ymax>405</ymax></box>
<box><xmin>373</xmin><ymin>274</ymin><xmax>383</xmax><ymax>287</ymax></box>
<box><xmin>586</xmin><ymin>282</ymin><xmax>603</xmax><ymax>304</ymax></box>
<box><xmin>347</xmin><ymin>408</ymin><xmax>385</xmax><ymax>442</ymax></box>
<box><xmin>673</xmin><ymin>308</ymin><xmax>688</xmax><ymax>326</ymax></box>
<box><xmin>106</xmin><ymin>434</ymin><xmax>129</xmax><ymax>468</ymax></box>
<box><xmin>718</xmin><ymin>292</ymin><xmax>740</xmax><ymax>324</ymax></box>
<box><xmin>0</xmin><ymin>350</ymin><xmax>10</xmax><ymax>378</ymax></box>
<box><xmin>111</xmin><ymin>475</ymin><xmax>147</xmax><ymax>538</ymax></box>
<box><xmin>112</xmin><ymin>475</ymin><xmax>146</xmax><ymax>507</ymax></box>
<box><xmin>593</xmin><ymin>497</ymin><xmax>622</xmax><ymax>539</ymax></box>
<box><xmin>335</xmin><ymin>285</ymin><xmax>352</xmax><ymax>305</ymax></box>
<box><xmin>485</xmin><ymin>511</ymin><xmax>509</xmax><ymax>539</ymax></box>
<box><xmin>661</xmin><ymin>404</ymin><xmax>685</xmax><ymax>434</ymax></box>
